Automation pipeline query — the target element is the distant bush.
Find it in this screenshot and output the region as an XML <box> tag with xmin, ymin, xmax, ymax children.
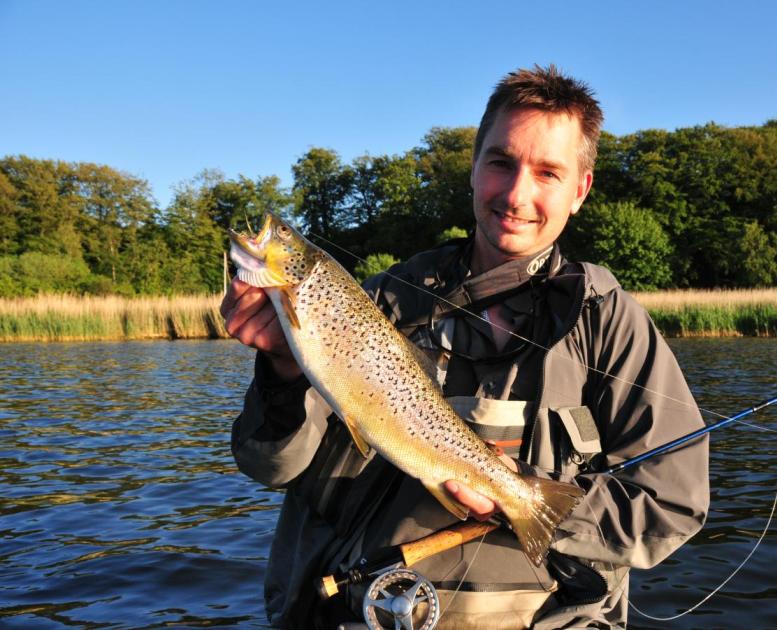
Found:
<box><xmin>436</xmin><ymin>226</ymin><xmax>468</xmax><ymax>243</ymax></box>
<box><xmin>565</xmin><ymin>202</ymin><xmax>674</xmax><ymax>291</ymax></box>
<box><xmin>354</xmin><ymin>253</ymin><xmax>399</xmax><ymax>283</ymax></box>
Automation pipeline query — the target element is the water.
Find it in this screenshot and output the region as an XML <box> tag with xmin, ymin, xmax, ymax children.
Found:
<box><xmin>1</xmin><ymin>338</ymin><xmax>775</xmax><ymax>629</ymax></box>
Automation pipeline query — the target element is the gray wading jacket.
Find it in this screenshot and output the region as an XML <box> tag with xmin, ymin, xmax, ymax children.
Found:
<box><xmin>231</xmin><ymin>243</ymin><xmax>709</xmax><ymax>629</ymax></box>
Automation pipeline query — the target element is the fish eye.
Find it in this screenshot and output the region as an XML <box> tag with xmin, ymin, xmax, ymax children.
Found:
<box><xmin>276</xmin><ymin>225</ymin><xmax>291</xmax><ymax>240</ymax></box>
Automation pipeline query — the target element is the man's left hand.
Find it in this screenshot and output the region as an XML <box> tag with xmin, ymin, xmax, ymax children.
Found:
<box><xmin>444</xmin><ymin>447</ymin><xmax>518</xmax><ymax>520</ymax></box>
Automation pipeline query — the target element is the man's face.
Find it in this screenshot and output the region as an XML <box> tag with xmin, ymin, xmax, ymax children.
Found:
<box><xmin>470</xmin><ymin>107</ymin><xmax>593</xmax><ymax>272</ymax></box>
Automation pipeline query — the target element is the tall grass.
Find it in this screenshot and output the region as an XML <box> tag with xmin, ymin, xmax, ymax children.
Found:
<box><xmin>0</xmin><ymin>294</ymin><xmax>228</xmax><ymax>342</ymax></box>
<box><xmin>0</xmin><ymin>289</ymin><xmax>774</xmax><ymax>342</ymax></box>
<box><xmin>633</xmin><ymin>288</ymin><xmax>777</xmax><ymax>337</ymax></box>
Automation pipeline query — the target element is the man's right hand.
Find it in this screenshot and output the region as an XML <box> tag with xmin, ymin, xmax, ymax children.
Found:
<box><xmin>220</xmin><ymin>278</ymin><xmax>303</xmax><ymax>382</ymax></box>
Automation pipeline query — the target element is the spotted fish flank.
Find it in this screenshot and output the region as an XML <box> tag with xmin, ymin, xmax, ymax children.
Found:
<box><xmin>228</xmin><ymin>213</ymin><xmax>584</xmax><ymax>566</ymax></box>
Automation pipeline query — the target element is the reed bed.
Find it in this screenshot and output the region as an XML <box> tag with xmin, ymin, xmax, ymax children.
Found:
<box><xmin>0</xmin><ymin>289</ymin><xmax>775</xmax><ymax>342</ymax></box>
<box><xmin>633</xmin><ymin>288</ymin><xmax>777</xmax><ymax>337</ymax></box>
<box><xmin>0</xmin><ymin>294</ymin><xmax>228</xmax><ymax>342</ymax></box>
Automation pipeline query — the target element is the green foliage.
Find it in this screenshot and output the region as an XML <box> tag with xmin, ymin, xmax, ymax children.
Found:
<box><xmin>437</xmin><ymin>226</ymin><xmax>469</xmax><ymax>244</ymax></box>
<box><xmin>736</xmin><ymin>221</ymin><xmax>777</xmax><ymax>286</ymax></box>
<box><xmin>1</xmin><ymin>118</ymin><xmax>775</xmax><ymax>296</ymax></box>
<box><xmin>353</xmin><ymin>253</ymin><xmax>399</xmax><ymax>283</ymax></box>
<box><xmin>0</xmin><ymin>253</ymin><xmax>98</xmax><ymax>296</ymax></box>
<box><xmin>292</xmin><ymin>148</ymin><xmax>352</xmax><ymax>238</ymax></box>
<box><xmin>564</xmin><ymin>202</ymin><xmax>674</xmax><ymax>291</ymax></box>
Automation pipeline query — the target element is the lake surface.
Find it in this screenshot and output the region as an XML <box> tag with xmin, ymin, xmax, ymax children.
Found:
<box><xmin>1</xmin><ymin>338</ymin><xmax>775</xmax><ymax>629</ymax></box>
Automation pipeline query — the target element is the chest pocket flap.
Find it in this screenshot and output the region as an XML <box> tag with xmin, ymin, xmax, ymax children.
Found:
<box><xmin>553</xmin><ymin>406</ymin><xmax>602</xmax><ymax>468</ymax></box>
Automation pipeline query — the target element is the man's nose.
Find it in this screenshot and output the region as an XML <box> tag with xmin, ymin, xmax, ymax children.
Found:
<box><xmin>504</xmin><ymin>168</ymin><xmax>532</xmax><ymax>208</ymax></box>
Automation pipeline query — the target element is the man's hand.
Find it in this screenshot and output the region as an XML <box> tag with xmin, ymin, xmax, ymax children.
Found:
<box><xmin>220</xmin><ymin>278</ymin><xmax>302</xmax><ymax>382</ymax></box>
<box><xmin>444</xmin><ymin>445</ymin><xmax>518</xmax><ymax>520</ymax></box>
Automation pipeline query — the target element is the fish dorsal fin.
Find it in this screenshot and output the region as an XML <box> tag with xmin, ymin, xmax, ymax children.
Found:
<box><xmin>343</xmin><ymin>415</ymin><xmax>371</xmax><ymax>458</ymax></box>
<box><xmin>279</xmin><ymin>287</ymin><xmax>300</xmax><ymax>329</ymax></box>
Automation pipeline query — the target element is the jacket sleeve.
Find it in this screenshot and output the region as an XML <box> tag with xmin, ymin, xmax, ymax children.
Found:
<box><xmin>231</xmin><ymin>352</ymin><xmax>332</xmax><ymax>488</ymax></box>
<box><xmin>552</xmin><ymin>288</ymin><xmax>710</xmax><ymax>569</ymax></box>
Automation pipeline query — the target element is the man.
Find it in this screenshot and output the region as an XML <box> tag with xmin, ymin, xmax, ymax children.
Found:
<box><xmin>221</xmin><ymin>65</ymin><xmax>709</xmax><ymax>629</ymax></box>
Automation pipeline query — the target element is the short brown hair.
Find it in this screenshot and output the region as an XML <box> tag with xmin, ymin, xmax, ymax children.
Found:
<box><xmin>473</xmin><ymin>64</ymin><xmax>603</xmax><ymax>172</ymax></box>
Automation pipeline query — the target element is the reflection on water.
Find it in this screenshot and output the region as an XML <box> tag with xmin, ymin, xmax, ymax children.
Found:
<box><xmin>1</xmin><ymin>341</ymin><xmax>276</xmax><ymax>628</ymax></box>
<box><xmin>1</xmin><ymin>338</ymin><xmax>775</xmax><ymax>628</ymax></box>
<box><xmin>629</xmin><ymin>338</ymin><xmax>777</xmax><ymax>630</ymax></box>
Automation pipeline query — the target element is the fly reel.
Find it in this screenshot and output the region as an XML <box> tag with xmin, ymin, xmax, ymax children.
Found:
<box><xmin>362</xmin><ymin>567</ymin><xmax>440</xmax><ymax>630</ymax></box>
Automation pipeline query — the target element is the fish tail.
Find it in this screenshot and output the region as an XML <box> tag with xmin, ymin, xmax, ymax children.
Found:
<box><xmin>500</xmin><ymin>476</ymin><xmax>585</xmax><ymax>567</ymax></box>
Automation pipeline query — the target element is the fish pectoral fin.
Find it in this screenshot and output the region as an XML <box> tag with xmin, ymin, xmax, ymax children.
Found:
<box><xmin>424</xmin><ymin>482</ymin><xmax>470</xmax><ymax>521</ymax></box>
<box><xmin>343</xmin><ymin>415</ymin><xmax>371</xmax><ymax>458</ymax></box>
<box><xmin>279</xmin><ymin>288</ymin><xmax>300</xmax><ymax>329</ymax></box>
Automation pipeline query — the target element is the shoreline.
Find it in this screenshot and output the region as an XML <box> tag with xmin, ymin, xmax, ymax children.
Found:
<box><xmin>1</xmin><ymin>290</ymin><xmax>775</xmax><ymax>342</ymax></box>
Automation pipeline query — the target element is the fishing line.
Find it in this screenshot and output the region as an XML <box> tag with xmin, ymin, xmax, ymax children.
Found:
<box><xmin>737</xmin><ymin>420</ymin><xmax>777</xmax><ymax>434</ymax></box>
<box><xmin>584</xmin><ymin>489</ymin><xmax>777</xmax><ymax>622</ymax></box>
<box><xmin>436</xmin><ymin>531</ymin><xmax>489</xmax><ymax>621</ymax></box>
<box><xmin>309</xmin><ymin>231</ymin><xmax>766</xmax><ymax>426</ymax></box>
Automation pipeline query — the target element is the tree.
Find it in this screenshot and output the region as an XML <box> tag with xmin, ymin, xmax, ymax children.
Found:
<box><xmin>346</xmin><ymin>153</ymin><xmax>423</xmax><ymax>260</ymax></box>
<box><xmin>0</xmin><ymin>170</ymin><xmax>18</xmax><ymax>255</ymax></box>
<box><xmin>73</xmin><ymin>162</ymin><xmax>157</xmax><ymax>288</ymax></box>
<box><xmin>735</xmin><ymin>221</ymin><xmax>777</xmax><ymax>287</ymax></box>
<box><xmin>436</xmin><ymin>226</ymin><xmax>468</xmax><ymax>244</ymax></box>
<box><xmin>414</xmin><ymin>127</ymin><xmax>476</xmax><ymax>235</ymax></box>
<box><xmin>163</xmin><ymin>170</ymin><xmax>227</xmax><ymax>293</ymax></box>
<box><xmin>353</xmin><ymin>253</ymin><xmax>399</xmax><ymax>283</ymax></box>
<box><xmin>292</xmin><ymin>148</ymin><xmax>352</xmax><ymax>238</ymax></box>
<box><xmin>563</xmin><ymin>202</ymin><xmax>674</xmax><ymax>291</ymax></box>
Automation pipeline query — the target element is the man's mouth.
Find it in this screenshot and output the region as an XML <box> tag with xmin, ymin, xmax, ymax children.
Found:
<box><xmin>491</xmin><ymin>209</ymin><xmax>539</xmax><ymax>225</ymax></box>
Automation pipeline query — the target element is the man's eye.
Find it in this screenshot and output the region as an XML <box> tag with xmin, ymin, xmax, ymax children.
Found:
<box><xmin>541</xmin><ymin>170</ymin><xmax>559</xmax><ymax>179</ymax></box>
<box><xmin>489</xmin><ymin>159</ymin><xmax>510</xmax><ymax>168</ymax></box>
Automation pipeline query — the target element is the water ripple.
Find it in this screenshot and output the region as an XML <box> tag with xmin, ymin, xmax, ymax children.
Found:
<box><xmin>1</xmin><ymin>338</ymin><xmax>775</xmax><ymax>628</ymax></box>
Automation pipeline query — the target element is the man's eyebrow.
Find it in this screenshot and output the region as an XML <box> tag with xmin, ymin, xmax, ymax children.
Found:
<box><xmin>536</xmin><ymin>159</ymin><xmax>568</xmax><ymax>173</ymax></box>
<box><xmin>483</xmin><ymin>147</ymin><xmax>568</xmax><ymax>173</ymax></box>
<box><xmin>483</xmin><ymin>146</ymin><xmax>511</xmax><ymax>158</ymax></box>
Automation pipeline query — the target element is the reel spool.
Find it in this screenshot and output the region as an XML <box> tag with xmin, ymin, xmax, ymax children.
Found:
<box><xmin>362</xmin><ymin>567</ymin><xmax>440</xmax><ymax>630</ymax></box>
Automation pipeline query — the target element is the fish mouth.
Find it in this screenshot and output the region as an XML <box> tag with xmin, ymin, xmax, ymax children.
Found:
<box><xmin>227</xmin><ymin>214</ymin><xmax>274</xmax><ymax>260</ymax></box>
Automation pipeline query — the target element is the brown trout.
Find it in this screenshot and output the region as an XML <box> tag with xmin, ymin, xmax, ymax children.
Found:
<box><xmin>228</xmin><ymin>213</ymin><xmax>584</xmax><ymax>566</ymax></box>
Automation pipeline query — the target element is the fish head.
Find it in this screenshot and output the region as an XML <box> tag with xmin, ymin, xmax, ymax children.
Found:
<box><xmin>228</xmin><ymin>213</ymin><xmax>318</xmax><ymax>288</ymax></box>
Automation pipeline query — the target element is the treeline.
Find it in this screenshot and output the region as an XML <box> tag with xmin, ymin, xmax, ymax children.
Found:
<box><xmin>1</xmin><ymin>121</ymin><xmax>776</xmax><ymax>296</ymax></box>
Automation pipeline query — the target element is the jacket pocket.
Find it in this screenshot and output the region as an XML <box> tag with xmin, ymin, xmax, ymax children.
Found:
<box><xmin>531</xmin><ymin>406</ymin><xmax>602</xmax><ymax>476</ymax></box>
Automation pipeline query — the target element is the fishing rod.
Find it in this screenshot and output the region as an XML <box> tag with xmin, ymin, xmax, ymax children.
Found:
<box><xmin>604</xmin><ymin>397</ymin><xmax>777</xmax><ymax>474</ymax></box>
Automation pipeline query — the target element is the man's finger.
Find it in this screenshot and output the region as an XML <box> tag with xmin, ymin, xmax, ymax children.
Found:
<box><xmin>220</xmin><ymin>278</ymin><xmax>255</xmax><ymax>317</ymax></box>
<box><xmin>233</xmin><ymin>304</ymin><xmax>279</xmax><ymax>350</ymax></box>
<box><xmin>224</xmin><ymin>289</ymin><xmax>271</xmax><ymax>336</ymax></box>
<box><xmin>443</xmin><ymin>480</ymin><xmax>497</xmax><ymax>520</ymax></box>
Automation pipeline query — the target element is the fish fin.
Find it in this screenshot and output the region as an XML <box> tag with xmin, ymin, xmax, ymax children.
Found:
<box><xmin>424</xmin><ymin>482</ymin><xmax>470</xmax><ymax>521</ymax></box>
<box><xmin>343</xmin><ymin>415</ymin><xmax>371</xmax><ymax>458</ymax></box>
<box><xmin>500</xmin><ymin>476</ymin><xmax>584</xmax><ymax>566</ymax></box>
<box><xmin>279</xmin><ymin>288</ymin><xmax>300</xmax><ymax>329</ymax></box>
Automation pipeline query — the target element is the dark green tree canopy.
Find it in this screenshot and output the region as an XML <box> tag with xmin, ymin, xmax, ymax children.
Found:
<box><xmin>1</xmin><ymin>118</ymin><xmax>775</xmax><ymax>295</ymax></box>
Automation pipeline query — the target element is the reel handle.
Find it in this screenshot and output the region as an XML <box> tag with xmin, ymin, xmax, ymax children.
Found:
<box><xmin>399</xmin><ymin>519</ymin><xmax>498</xmax><ymax>566</ymax></box>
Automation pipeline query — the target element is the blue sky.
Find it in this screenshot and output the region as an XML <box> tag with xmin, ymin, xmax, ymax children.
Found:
<box><xmin>1</xmin><ymin>0</ymin><xmax>775</xmax><ymax>208</ymax></box>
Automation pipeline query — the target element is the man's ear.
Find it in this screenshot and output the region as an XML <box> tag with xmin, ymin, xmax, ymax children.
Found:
<box><xmin>570</xmin><ymin>170</ymin><xmax>593</xmax><ymax>216</ymax></box>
